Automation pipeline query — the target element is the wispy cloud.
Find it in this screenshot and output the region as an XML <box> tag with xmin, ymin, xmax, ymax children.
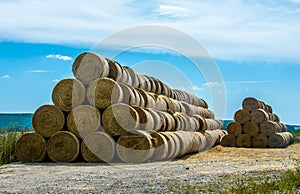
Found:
<box><xmin>52</xmin><ymin>79</ymin><xmax>59</xmax><ymax>83</ymax></box>
<box><xmin>192</xmin><ymin>85</ymin><xmax>203</xmax><ymax>91</ymax></box>
<box><xmin>156</xmin><ymin>5</ymin><xmax>189</xmax><ymax>18</ymax></box>
<box><xmin>46</xmin><ymin>54</ymin><xmax>72</xmax><ymax>61</ymax></box>
<box><xmin>1</xmin><ymin>75</ymin><xmax>10</xmax><ymax>79</ymax></box>
<box><xmin>26</xmin><ymin>70</ymin><xmax>49</xmax><ymax>73</ymax></box>
<box><xmin>203</xmin><ymin>82</ymin><xmax>224</xmax><ymax>88</ymax></box>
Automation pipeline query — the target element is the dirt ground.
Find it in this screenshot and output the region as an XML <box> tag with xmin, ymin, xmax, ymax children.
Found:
<box><xmin>0</xmin><ymin>143</ymin><xmax>299</xmax><ymax>193</ymax></box>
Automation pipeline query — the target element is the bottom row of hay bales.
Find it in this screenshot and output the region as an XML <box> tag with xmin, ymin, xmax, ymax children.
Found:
<box><xmin>16</xmin><ymin>129</ymin><xmax>226</xmax><ymax>163</ymax></box>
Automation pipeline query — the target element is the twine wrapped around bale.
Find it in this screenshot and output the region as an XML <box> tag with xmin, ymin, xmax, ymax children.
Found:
<box><xmin>87</xmin><ymin>78</ymin><xmax>123</xmax><ymax>109</ymax></box>
<box><xmin>102</xmin><ymin>103</ymin><xmax>139</xmax><ymax>136</ymax></box>
<box><xmin>117</xmin><ymin>130</ymin><xmax>154</xmax><ymax>163</ymax></box>
<box><xmin>72</xmin><ymin>52</ymin><xmax>109</xmax><ymax>85</ymax></box>
<box><xmin>52</xmin><ymin>78</ymin><xmax>86</xmax><ymax>112</ymax></box>
<box><xmin>67</xmin><ymin>105</ymin><xmax>101</xmax><ymax>139</ymax></box>
<box><xmin>81</xmin><ymin>132</ymin><xmax>115</xmax><ymax>163</ymax></box>
<box><xmin>32</xmin><ymin>104</ymin><xmax>65</xmax><ymax>138</ymax></box>
<box><xmin>16</xmin><ymin>132</ymin><xmax>46</xmax><ymax>163</ymax></box>
<box><xmin>47</xmin><ymin>131</ymin><xmax>80</xmax><ymax>163</ymax></box>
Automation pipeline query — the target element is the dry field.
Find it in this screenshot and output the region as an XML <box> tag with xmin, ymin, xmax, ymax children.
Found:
<box><xmin>0</xmin><ymin>143</ymin><xmax>299</xmax><ymax>193</ymax></box>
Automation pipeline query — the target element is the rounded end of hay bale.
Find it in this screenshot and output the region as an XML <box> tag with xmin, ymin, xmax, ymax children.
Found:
<box><xmin>242</xmin><ymin>97</ymin><xmax>260</xmax><ymax>111</ymax></box>
<box><xmin>52</xmin><ymin>78</ymin><xmax>85</xmax><ymax>112</ymax></box>
<box><xmin>32</xmin><ymin>104</ymin><xmax>65</xmax><ymax>138</ymax></box>
<box><xmin>220</xmin><ymin>134</ymin><xmax>236</xmax><ymax>147</ymax></box>
<box><xmin>117</xmin><ymin>130</ymin><xmax>154</xmax><ymax>163</ymax></box>
<box><xmin>87</xmin><ymin>78</ymin><xmax>123</xmax><ymax>109</ymax></box>
<box><xmin>149</xmin><ymin>131</ymin><xmax>168</xmax><ymax>161</ymax></box>
<box><xmin>242</xmin><ymin>121</ymin><xmax>259</xmax><ymax>136</ymax></box>
<box><xmin>226</xmin><ymin>122</ymin><xmax>242</xmax><ymax>137</ymax></box>
<box><xmin>234</xmin><ymin>109</ymin><xmax>251</xmax><ymax>124</ymax></box>
<box><xmin>106</xmin><ymin>58</ymin><xmax>124</xmax><ymax>82</ymax></box>
<box><xmin>252</xmin><ymin>133</ymin><xmax>268</xmax><ymax>148</ymax></box>
<box><xmin>72</xmin><ymin>52</ymin><xmax>109</xmax><ymax>84</ymax></box>
<box><xmin>102</xmin><ymin>103</ymin><xmax>139</xmax><ymax>136</ymax></box>
<box><xmin>16</xmin><ymin>132</ymin><xmax>46</xmax><ymax>163</ymax></box>
<box><xmin>67</xmin><ymin>105</ymin><xmax>101</xmax><ymax>139</ymax></box>
<box><xmin>251</xmin><ymin>109</ymin><xmax>269</xmax><ymax>124</ymax></box>
<box><xmin>47</xmin><ymin>131</ymin><xmax>80</xmax><ymax>163</ymax></box>
<box><xmin>81</xmin><ymin>132</ymin><xmax>115</xmax><ymax>163</ymax></box>
<box><xmin>236</xmin><ymin>134</ymin><xmax>252</xmax><ymax>148</ymax></box>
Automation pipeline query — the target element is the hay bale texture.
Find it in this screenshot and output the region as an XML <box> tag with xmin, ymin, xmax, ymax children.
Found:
<box><xmin>221</xmin><ymin>97</ymin><xmax>293</xmax><ymax>148</ymax></box>
<box><xmin>18</xmin><ymin>51</ymin><xmax>227</xmax><ymax>164</ymax></box>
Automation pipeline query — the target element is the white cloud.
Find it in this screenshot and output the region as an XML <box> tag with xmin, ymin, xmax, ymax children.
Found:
<box><xmin>27</xmin><ymin>70</ymin><xmax>49</xmax><ymax>73</ymax></box>
<box><xmin>156</xmin><ymin>5</ymin><xmax>189</xmax><ymax>18</ymax></box>
<box><xmin>0</xmin><ymin>0</ymin><xmax>300</xmax><ymax>61</ymax></box>
<box><xmin>1</xmin><ymin>75</ymin><xmax>10</xmax><ymax>79</ymax></box>
<box><xmin>46</xmin><ymin>54</ymin><xmax>72</xmax><ymax>61</ymax></box>
<box><xmin>52</xmin><ymin>79</ymin><xmax>59</xmax><ymax>83</ymax></box>
<box><xmin>203</xmin><ymin>82</ymin><xmax>224</xmax><ymax>88</ymax></box>
<box><xmin>192</xmin><ymin>85</ymin><xmax>203</xmax><ymax>91</ymax></box>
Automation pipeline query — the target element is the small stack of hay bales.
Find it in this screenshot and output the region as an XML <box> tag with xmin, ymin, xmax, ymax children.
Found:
<box><xmin>221</xmin><ymin>97</ymin><xmax>293</xmax><ymax>148</ymax></box>
<box><xmin>16</xmin><ymin>52</ymin><xmax>225</xmax><ymax>164</ymax></box>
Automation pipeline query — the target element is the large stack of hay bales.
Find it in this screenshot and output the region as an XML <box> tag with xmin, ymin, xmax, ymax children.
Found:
<box><xmin>221</xmin><ymin>97</ymin><xmax>293</xmax><ymax>148</ymax></box>
<box><xmin>16</xmin><ymin>52</ymin><xmax>225</xmax><ymax>163</ymax></box>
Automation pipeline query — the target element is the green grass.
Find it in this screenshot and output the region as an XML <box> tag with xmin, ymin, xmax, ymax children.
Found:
<box><xmin>0</xmin><ymin>129</ymin><xmax>24</xmax><ymax>165</ymax></box>
<box><xmin>290</xmin><ymin>130</ymin><xmax>300</xmax><ymax>144</ymax></box>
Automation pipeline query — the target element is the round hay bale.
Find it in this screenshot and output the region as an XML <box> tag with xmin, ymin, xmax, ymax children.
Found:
<box><xmin>265</xmin><ymin>104</ymin><xmax>273</xmax><ymax>113</ymax></box>
<box><xmin>52</xmin><ymin>78</ymin><xmax>86</xmax><ymax>112</ymax></box>
<box><xmin>117</xmin><ymin>130</ymin><xmax>154</xmax><ymax>163</ymax></box>
<box><xmin>32</xmin><ymin>104</ymin><xmax>65</xmax><ymax>138</ymax></box>
<box><xmin>220</xmin><ymin>134</ymin><xmax>236</xmax><ymax>147</ymax></box>
<box><xmin>242</xmin><ymin>121</ymin><xmax>259</xmax><ymax>136</ymax></box>
<box><xmin>121</xmin><ymin>66</ymin><xmax>132</xmax><ymax>86</ymax></box>
<box><xmin>260</xmin><ymin>121</ymin><xmax>285</xmax><ymax>136</ymax></box>
<box><xmin>135</xmin><ymin>88</ymin><xmax>155</xmax><ymax>108</ymax></box>
<box><xmin>174</xmin><ymin>131</ymin><xmax>194</xmax><ymax>157</ymax></box>
<box><xmin>149</xmin><ymin>131</ymin><xmax>168</xmax><ymax>161</ymax></box>
<box><xmin>86</xmin><ymin>78</ymin><xmax>123</xmax><ymax>109</ymax></box>
<box><xmin>81</xmin><ymin>132</ymin><xmax>115</xmax><ymax>163</ymax></box>
<box><xmin>251</xmin><ymin>109</ymin><xmax>269</xmax><ymax>124</ymax></box>
<box><xmin>118</xmin><ymin>82</ymin><xmax>136</xmax><ymax>105</ymax></box>
<box><xmin>268</xmin><ymin>132</ymin><xmax>293</xmax><ymax>148</ymax></box>
<box><xmin>205</xmin><ymin>129</ymin><xmax>224</xmax><ymax>147</ymax></box>
<box><xmin>102</xmin><ymin>103</ymin><xmax>139</xmax><ymax>136</ymax></box>
<box><xmin>67</xmin><ymin>105</ymin><xmax>101</xmax><ymax>139</ymax></box>
<box><xmin>252</xmin><ymin>133</ymin><xmax>268</xmax><ymax>148</ymax></box>
<box><xmin>236</xmin><ymin>134</ymin><xmax>252</xmax><ymax>148</ymax></box>
<box><xmin>242</xmin><ymin>97</ymin><xmax>265</xmax><ymax>112</ymax></box>
<box><xmin>146</xmin><ymin>108</ymin><xmax>164</xmax><ymax>132</ymax></box>
<box><xmin>16</xmin><ymin>132</ymin><xmax>46</xmax><ymax>163</ymax></box>
<box><xmin>226</xmin><ymin>122</ymin><xmax>242</xmax><ymax>137</ymax></box>
<box><xmin>191</xmin><ymin>115</ymin><xmax>206</xmax><ymax>131</ymax></box>
<box><xmin>234</xmin><ymin>109</ymin><xmax>251</xmax><ymax>124</ymax></box>
<box><xmin>123</xmin><ymin>66</ymin><xmax>138</xmax><ymax>87</ymax></box>
<box><xmin>160</xmin><ymin>111</ymin><xmax>176</xmax><ymax>131</ymax></box>
<box><xmin>106</xmin><ymin>58</ymin><xmax>124</xmax><ymax>83</ymax></box>
<box><xmin>164</xmin><ymin>132</ymin><xmax>181</xmax><ymax>159</ymax></box>
<box><xmin>132</xmin><ymin>106</ymin><xmax>154</xmax><ymax>131</ymax></box>
<box><xmin>160</xmin><ymin>132</ymin><xmax>176</xmax><ymax>160</ymax></box>
<box><xmin>205</xmin><ymin>119</ymin><xmax>223</xmax><ymax>131</ymax></box>
<box><xmin>72</xmin><ymin>52</ymin><xmax>109</xmax><ymax>85</ymax></box>
<box><xmin>47</xmin><ymin>131</ymin><xmax>80</xmax><ymax>163</ymax></box>
<box><xmin>193</xmin><ymin>132</ymin><xmax>207</xmax><ymax>152</ymax></box>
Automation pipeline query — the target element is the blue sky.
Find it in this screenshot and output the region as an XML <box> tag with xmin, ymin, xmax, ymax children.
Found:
<box><xmin>0</xmin><ymin>0</ymin><xmax>300</xmax><ymax>124</ymax></box>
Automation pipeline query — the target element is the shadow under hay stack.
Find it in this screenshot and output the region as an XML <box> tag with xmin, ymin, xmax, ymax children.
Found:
<box><xmin>221</xmin><ymin>97</ymin><xmax>293</xmax><ymax>148</ymax></box>
<box><xmin>16</xmin><ymin>51</ymin><xmax>225</xmax><ymax>163</ymax></box>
